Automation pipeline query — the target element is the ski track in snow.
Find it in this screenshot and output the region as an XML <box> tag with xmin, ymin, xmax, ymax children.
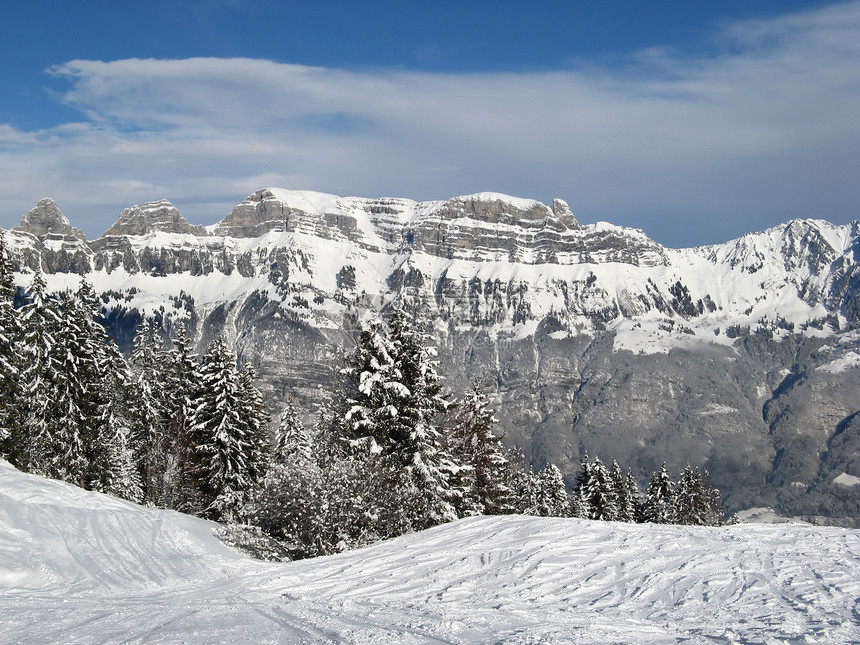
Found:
<box><xmin>2</xmin><ymin>460</ymin><xmax>859</xmax><ymax>644</ymax></box>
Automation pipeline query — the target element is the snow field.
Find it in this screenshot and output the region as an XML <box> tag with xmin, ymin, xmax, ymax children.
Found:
<box><xmin>2</xmin><ymin>459</ymin><xmax>859</xmax><ymax>643</ymax></box>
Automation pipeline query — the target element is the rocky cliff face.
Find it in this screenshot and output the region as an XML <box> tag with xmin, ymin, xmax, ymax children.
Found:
<box><xmin>5</xmin><ymin>188</ymin><xmax>860</xmax><ymax>524</ymax></box>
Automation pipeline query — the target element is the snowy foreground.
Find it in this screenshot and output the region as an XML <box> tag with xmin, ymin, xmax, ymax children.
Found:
<box><xmin>1</xmin><ymin>460</ymin><xmax>859</xmax><ymax>644</ymax></box>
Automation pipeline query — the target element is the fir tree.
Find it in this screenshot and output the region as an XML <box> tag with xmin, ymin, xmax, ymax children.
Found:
<box><xmin>273</xmin><ymin>399</ymin><xmax>312</xmax><ymax>464</ymax></box>
<box><xmin>386</xmin><ymin>308</ymin><xmax>457</xmax><ymax>528</ymax></box>
<box><xmin>129</xmin><ymin>317</ymin><xmax>169</xmax><ymax>505</ymax></box>
<box><xmin>18</xmin><ymin>271</ymin><xmax>93</xmax><ymax>484</ymax></box>
<box><xmin>673</xmin><ymin>465</ymin><xmax>724</xmax><ymax>526</ymax></box>
<box><xmin>447</xmin><ymin>382</ymin><xmax>513</xmax><ymax>516</ymax></box>
<box><xmin>70</xmin><ymin>280</ymin><xmax>138</xmax><ymax>494</ymax></box>
<box><xmin>643</xmin><ymin>463</ymin><xmax>675</xmax><ymax>524</ymax></box>
<box><xmin>335</xmin><ymin>309</ymin><xmax>456</xmax><ymax>534</ymax></box>
<box><xmin>611</xmin><ymin>461</ymin><xmax>639</xmax><ymax>523</ymax></box>
<box><xmin>569</xmin><ymin>488</ymin><xmax>588</xmax><ymax>518</ymax></box>
<box><xmin>622</xmin><ymin>470</ymin><xmax>641</xmax><ymax>523</ymax></box>
<box><xmin>0</xmin><ymin>231</ymin><xmax>20</xmax><ymax>447</ymax></box>
<box><xmin>238</xmin><ymin>362</ymin><xmax>272</xmax><ymax>474</ymax></box>
<box><xmin>243</xmin><ymin>400</ymin><xmax>325</xmax><ymax>559</ymax></box>
<box><xmin>535</xmin><ymin>463</ymin><xmax>570</xmax><ymax>517</ymax></box>
<box><xmin>580</xmin><ymin>457</ymin><xmax>618</xmax><ymax>521</ymax></box>
<box><xmin>506</xmin><ymin>446</ymin><xmax>539</xmax><ymax>515</ymax></box>
<box><xmin>160</xmin><ymin>323</ymin><xmax>199</xmax><ymax>511</ymax></box>
<box><xmin>511</xmin><ymin>467</ymin><xmax>541</xmax><ymax>515</ymax></box>
<box><xmin>190</xmin><ymin>337</ymin><xmax>268</xmax><ymax>522</ymax></box>
<box><xmin>95</xmin><ymin>343</ymin><xmax>145</xmax><ymax>503</ymax></box>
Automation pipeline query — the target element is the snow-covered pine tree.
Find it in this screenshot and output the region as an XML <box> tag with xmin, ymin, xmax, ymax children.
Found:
<box><xmin>623</xmin><ymin>470</ymin><xmax>641</xmax><ymax>523</ymax></box>
<box><xmin>160</xmin><ymin>323</ymin><xmax>199</xmax><ymax>511</ymax></box>
<box><xmin>673</xmin><ymin>465</ymin><xmax>724</xmax><ymax>526</ymax></box>
<box><xmin>18</xmin><ymin>271</ymin><xmax>96</xmax><ymax>486</ymax></box>
<box><xmin>98</xmin><ymin>364</ymin><xmax>144</xmax><ymax>503</ymax></box>
<box><xmin>673</xmin><ymin>464</ymin><xmax>698</xmax><ymax>525</ymax></box>
<box><xmin>335</xmin><ymin>308</ymin><xmax>456</xmax><ymax>535</ymax></box>
<box><xmin>129</xmin><ymin>317</ymin><xmax>170</xmax><ymax>505</ymax></box>
<box><xmin>94</xmin><ymin>331</ymin><xmax>145</xmax><ymax>503</ymax></box>
<box><xmin>580</xmin><ymin>457</ymin><xmax>618</xmax><ymax>521</ymax></box>
<box><xmin>237</xmin><ymin>362</ymin><xmax>271</xmax><ymax>473</ymax></box>
<box><xmin>447</xmin><ymin>382</ymin><xmax>513</xmax><ymax>516</ymax></box>
<box><xmin>569</xmin><ymin>488</ymin><xmax>588</xmax><ymax>518</ymax></box>
<box><xmin>503</xmin><ymin>446</ymin><xmax>536</xmax><ymax>514</ymax></box>
<box><xmin>573</xmin><ymin>454</ymin><xmax>594</xmax><ymax>517</ymax></box>
<box><xmin>643</xmin><ymin>463</ymin><xmax>675</xmax><ymax>524</ymax></box>
<box><xmin>190</xmin><ymin>336</ymin><xmax>268</xmax><ymax>522</ymax></box>
<box><xmin>242</xmin><ymin>399</ymin><xmax>327</xmax><ymax>560</ymax></box>
<box><xmin>14</xmin><ymin>270</ymin><xmax>55</xmax><ymax>471</ymax></box>
<box><xmin>611</xmin><ymin>461</ymin><xmax>638</xmax><ymax>523</ymax></box>
<box><xmin>700</xmin><ymin>470</ymin><xmax>724</xmax><ymax>526</ymax></box>
<box><xmin>273</xmin><ymin>398</ymin><xmax>312</xmax><ymax>464</ymax></box>
<box><xmin>311</xmin><ymin>385</ymin><xmax>396</xmax><ymax>551</ymax></box>
<box><xmin>511</xmin><ymin>467</ymin><xmax>541</xmax><ymax>515</ymax></box>
<box><xmin>69</xmin><ymin>280</ymin><xmax>139</xmax><ymax>496</ymax></box>
<box><xmin>535</xmin><ymin>463</ymin><xmax>570</xmax><ymax>517</ymax></box>
<box><xmin>339</xmin><ymin>319</ymin><xmax>400</xmax><ymax>452</ymax></box>
<box><xmin>0</xmin><ymin>231</ymin><xmax>20</xmax><ymax>446</ymax></box>
<box><xmin>386</xmin><ymin>308</ymin><xmax>457</xmax><ymax>528</ymax></box>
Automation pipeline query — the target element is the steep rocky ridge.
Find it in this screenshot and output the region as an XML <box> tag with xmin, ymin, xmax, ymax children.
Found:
<box><xmin>4</xmin><ymin>188</ymin><xmax>860</xmax><ymax>524</ymax></box>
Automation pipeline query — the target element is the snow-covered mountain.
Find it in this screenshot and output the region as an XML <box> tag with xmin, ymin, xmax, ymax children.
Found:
<box><xmin>4</xmin><ymin>189</ymin><xmax>860</xmax><ymax>523</ymax></box>
<box><xmin>2</xmin><ymin>458</ymin><xmax>859</xmax><ymax>643</ymax></box>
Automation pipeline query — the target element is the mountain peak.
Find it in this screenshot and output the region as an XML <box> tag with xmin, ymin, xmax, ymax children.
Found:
<box><xmin>102</xmin><ymin>200</ymin><xmax>209</xmax><ymax>237</ymax></box>
<box><xmin>13</xmin><ymin>198</ymin><xmax>86</xmax><ymax>241</ymax></box>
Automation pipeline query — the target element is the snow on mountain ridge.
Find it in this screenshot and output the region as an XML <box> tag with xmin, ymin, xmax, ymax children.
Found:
<box><xmin>6</xmin><ymin>190</ymin><xmax>859</xmax><ymax>336</ymax></box>
<box><xmin>4</xmin><ymin>192</ymin><xmax>860</xmax><ymax>527</ymax></box>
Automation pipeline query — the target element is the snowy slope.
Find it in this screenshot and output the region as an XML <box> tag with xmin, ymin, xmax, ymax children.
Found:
<box><xmin>2</xmin><ymin>460</ymin><xmax>859</xmax><ymax>644</ymax></box>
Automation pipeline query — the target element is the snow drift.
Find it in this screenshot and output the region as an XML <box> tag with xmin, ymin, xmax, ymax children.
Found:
<box><xmin>2</xmin><ymin>459</ymin><xmax>859</xmax><ymax>643</ymax></box>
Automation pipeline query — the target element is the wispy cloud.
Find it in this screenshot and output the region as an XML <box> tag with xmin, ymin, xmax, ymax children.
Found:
<box><xmin>1</xmin><ymin>1</ymin><xmax>859</xmax><ymax>246</ymax></box>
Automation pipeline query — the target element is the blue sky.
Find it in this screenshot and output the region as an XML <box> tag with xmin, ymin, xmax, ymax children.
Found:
<box><xmin>1</xmin><ymin>1</ymin><xmax>857</xmax><ymax>247</ymax></box>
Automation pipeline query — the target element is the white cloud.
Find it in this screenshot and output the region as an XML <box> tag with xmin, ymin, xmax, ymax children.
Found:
<box><xmin>1</xmin><ymin>1</ymin><xmax>859</xmax><ymax>247</ymax></box>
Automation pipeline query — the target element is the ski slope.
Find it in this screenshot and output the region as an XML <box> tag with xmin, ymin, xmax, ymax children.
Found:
<box><xmin>1</xmin><ymin>459</ymin><xmax>859</xmax><ymax>644</ymax></box>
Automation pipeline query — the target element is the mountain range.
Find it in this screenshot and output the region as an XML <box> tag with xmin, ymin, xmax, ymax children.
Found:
<box><xmin>4</xmin><ymin>188</ymin><xmax>860</xmax><ymax>524</ymax></box>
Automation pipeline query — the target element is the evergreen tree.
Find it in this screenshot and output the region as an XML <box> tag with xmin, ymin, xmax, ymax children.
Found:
<box><xmin>573</xmin><ymin>453</ymin><xmax>593</xmax><ymax>514</ymax></box>
<box><xmin>129</xmin><ymin>318</ymin><xmax>169</xmax><ymax>505</ymax></box>
<box><xmin>18</xmin><ymin>272</ymin><xmax>94</xmax><ymax>484</ymax></box>
<box><xmin>505</xmin><ymin>446</ymin><xmax>538</xmax><ymax>515</ymax></box>
<box><xmin>580</xmin><ymin>457</ymin><xmax>618</xmax><ymax>521</ymax></box>
<box><xmin>238</xmin><ymin>363</ymin><xmax>271</xmax><ymax>471</ymax></box>
<box><xmin>511</xmin><ymin>467</ymin><xmax>541</xmax><ymax>515</ymax></box>
<box><xmin>569</xmin><ymin>488</ymin><xmax>588</xmax><ymax>518</ymax></box>
<box><xmin>515</xmin><ymin>462</ymin><xmax>569</xmax><ymax>517</ymax></box>
<box><xmin>70</xmin><ymin>280</ymin><xmax>138</xmax><ymax>494</ymax></box>
<box><xmin>386</xmin><ymin>309</ymin><xmax>457</xmax><ymax>528</ymax></box>
<box><xmin>611</xmin><ymin>461</ymin><xmax>639</xmax><ymax>523</ymax></box>
<box><xmin>243</xmin><ymin>400</ymin><xmax>325</xmax><ymax>559</ymax></box>
<box><xmin>535</xmin><ymin>463</ymin><xmax>570</xmax><ymax>517</ymax></box>
<box><xmin>273</xmin><ymin>399</ymin><xmax>312</xmax><ymax>464</ymax></box>
<box><xmin>160</xmin><ymin>323</ymin><xmax>199</xmax><ymax>511</ymax></box>
<box><xmin>673</xmin><ymin>465</ymin><xmax>723</xmax><ymax>526</ymax></box>
<box><xmin>622</xmin><ymin>470</ymin><xmax>641</xmax><ymax>523</ymax></box>
<box><xmin>643</xmin><ymin>463</ymin><xmax>675</xmax><ymax>524</ymax></box>
<box><xmin>190</xmin><ymin>337</ymin><xmax>268</xmax><ymax>522</ymax></box>
<box><xmin>0</xmin><ymin>231</ymin><xmax>20</xmax><ymax>447</ymax></box>
<box><xmin>334</xmin><ymin>309</ymin><xmax>456</xmax><ymax>535</ymax></box>
<box><xmin>98</xmin><ymin>363</ymin><xmax>144</xmax><ymax>503</ymax></box>
<box><xmin>701</xmin><ymin>470</ymin><xmax>724</xmax><ymax>526</ymax></box>
<box><xmin>447</xmin><ymin>383</ymin><xmax>513</xmax><ymax>516</ymax></box>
